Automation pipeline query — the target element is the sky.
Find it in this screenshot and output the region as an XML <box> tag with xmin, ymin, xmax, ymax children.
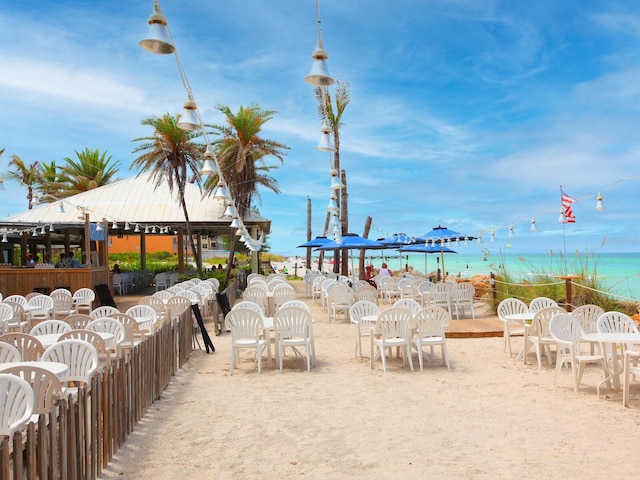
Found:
<box><xmin>1</xmin><ymin>0</ymin><xmax>640</xmax><ymax>259</ymax></box>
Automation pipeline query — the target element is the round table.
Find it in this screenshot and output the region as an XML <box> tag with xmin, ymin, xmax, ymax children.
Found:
<box><xmin>35</xmin><ymin>332</ymin><xmax>115</xmax><ymax>348</ymax></box>
<box><xmin>0</xmin><ymin>360</ymin><xmax>69</xmax><ymax>377</ymax></box>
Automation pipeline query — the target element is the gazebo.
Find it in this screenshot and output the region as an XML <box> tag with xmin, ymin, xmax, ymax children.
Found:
<box><xmin>0</xmin><ymin>172</ymin><xmax>270</xmax><ymax>295</ymax></box>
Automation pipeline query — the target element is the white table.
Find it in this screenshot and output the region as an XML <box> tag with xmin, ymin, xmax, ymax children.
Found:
<box><xmin>0</xmin><ymin>360</ymin><xmax>69</xmax><ymax>378</ymax></box>
<box><xmin>582</xmin><ymin>332</ymin><xmax>640</xmax><ymax>391</ymax></box>
<box><xmin>504</xmin><ymin>312</ymin><xmax>536</xmax><ymax>361</ymax></box>
<box><xmin>35</xmin><ymin>332</ymin><xmax>115</xmax><ymax>349</ymax></box>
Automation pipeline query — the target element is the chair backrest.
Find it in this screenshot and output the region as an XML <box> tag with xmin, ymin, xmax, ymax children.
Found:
<box><xmin>86</xmin><ymin>318</ymin><xmax>126</xmax><ymax>343</ymax></box>
<box><xmin>242</xmin><ymin>288</ymin><xmax>267</xmax><ymax>311</ymax></box>
<box><xmin>232</xmin><ymin>301</ymin><xmax>264</xmax><ymax>315</ymax></box>
<box><xmin>0</xmin><ymin>373</ymin><xmax>34</xmax><ymax>438</ymax></box>
<box><xmin>453</xmin><ymin>282</ymin><xmax>475</xmax><ymax>301</ymax></box>
<box><xmin>597</xmin><ymin>311</ymin><xmax>639</xmax><ymax>334</ymax></box>
<box><xmin>274</xmin><ymin>307</ymin><xmax>312</xmax><ymax>339</ymax></box>
<box><xmin>529</xmin><ymin>297</ymin><xmax>558</xmax><ymax>313</ymax></box>
<box><xmin>152</xmin><ymin>290</ymin><xmax>174</xmax><ymax>302</ymax></box>
<box><xmin>42</xmin><ymin>339</ymin><xmax>98</xmax><ymax>385</ymax></box>
<box><xmin>393</xmin><ymin>298</ymin><xmax>422</xmax><ymax>315</ymax></box>
<box><xmin>549</xmin><ymin>313</ymin><xmax>584</xmax><ymax>348</ymax></box>
<box><xmin>431</xmin><ymin>282</ymin><xmax>453</xmax><ymax>302</ymax></box>
<box><xmin>0</xmin><ymin>303</ymin><xmax>13</xmax><ymax>324</ymax></box>
<box><xmin>24</xmin><ymin>293</ymin><xmax>43</xmax><ymax>301</ymax></box>
<box><xmin>1</xmin><ymin>365</ymin><xmax>61</xmax><ymax>416</ymax></box>
<box><xmin>273</xmin><ymin>286</ymin><xmax>297</xmax><ymax>310</ymax></box>
<box><xmin>63</xmin><ymin>314</ymin><xmax>93</xmax><ymax>330</ymax></box>
<box><xmin>0</xmin><ymin>341</ymin><xmax>21</xmax><ymax>363</ymax></box>
<box><xmin>59</xmin><ymin>329</ymin><xmax>109</xmax><ymax>365</ymax></box>
<box><xmin>0</xmin><ymin>333</ymin><xmax>44</xmax><ymax>361</ymax></box>
<box><xmin>108</xmin><ymin>313</ymin><xmax>143</xmax><ymax>341</ymax></box>
<box><xmin>27</xmin><ymin>295</ymin><xmax>54</xmax><ymax>311</ymax></box>
<box><xmin>29</xmin><ymin>320</ymin><xmax>72</xmax><ymax>336</ymax></box>
<box><xmin>191</xmin><ymin>285</ymin><xmax>211</xmax><ymax>302</ymax></box>
<box><xmin>531</xmin><ymin>306</ymin><xmax>567</xmax><ymax>336</ymax></box>
<box><xmin>72</xmin><ymin>288</ymin><xmax>95</xmax><ymax>307</ymax></box>
<box><xmin>571</xmin><ymin>304</ymin><xmax>605</xmax><ymax>334</ymax></box>
<box><xmin>138</xmin><ymin>296</ymin><xmax>167</xmax><ymax>318</ymax></box>
<box><xmin>355</xmin><ymin>286</ymin><xmax>378</xmax><ymax>303</ymax></box>
<box><xmin>226</xmin><ymin>309</ymin><xmax>264</xmax><ymax>342</ymax></box>
<box><xmin>3</xmin><ymin>295</ymin><xmax>27</xmax><ymax>307</ymax></box>
<box><xmin>349</xmin><ymin>300</ymin><xmax>380</xmax><ymax>324</ymax></box>
<box><xmin>205</xmin><ymin>278</ymin><xmax>220</xmax><ymax>291</ymax></box>
<box><xmin>2</xmin><ymin>301</ymin><xmax>25</xmax><ymax>325</ymax></box>
<box><xmin>90</xmin><ymin>306</ymin><xmax>120</xmax><ymax>319</ymax></box>
<box><xmin>414</xmin><ymin>306</ymin><xmax>450</xmax><ymax>337</ymax></box>
<box><xmin>377</xmin><ymin>307</ymin><xmax>412</xmax><ymax>340</ymax></box>
<box><xmin>177</xmin><ymin>290</ymin><xmax>200</xmax><ymax>305</ymax></box>
<box><xmin>50</xmin><ymin>288</ymin><xmax>72</xmax><ymax>297</ymax></box>
<box><xmin>497</xmin><ymin>298</ymin><xmax>528</xmax><ymax>321</ymax></box>
<box><xmin>51</xmin><ymin>293</ymin><xmax>75</xmax><ymax>312</ymax></box>
<box><xmin>166</xmin><ymin>296</ymin><xmax>192</xmax><ymax>320</ymax></box>
<box><xmin>279</xmin><ymin>300</ymin><xmax>311</xmax><ymax>313</ymax></box>
<box><xmin>125</xmin><ymin>305</ymin><xmax>158</xmax><ymax>325</ymax></box>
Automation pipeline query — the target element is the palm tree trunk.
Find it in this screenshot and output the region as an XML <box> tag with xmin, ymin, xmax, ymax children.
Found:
<box><xmin>359</xmin><ymin>216</ymin><xmax>372</xmax><ymax>280</ymax></box>
<box><xmin>340</xmin><ymin>169</ymin><xmax>349</xmax><ymax>276</ymax></box>
<box><xmin>225</xmin><ymin>235</ymin><xmax>238</xmax><ymax>287</ymax></box>
<box><xmin>179</xmin><ymin>193</ymin><xmax>203</xmax><ymax>276</ymax></box>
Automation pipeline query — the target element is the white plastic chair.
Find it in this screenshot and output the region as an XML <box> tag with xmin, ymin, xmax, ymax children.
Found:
<box><xmin>86</xmin><ymin>318</ymin><xmax>126</xmax><ymax>357</ymax></box>
<box><xmin>417</xmin><ymin>281</ymin><xmax>434</xmax><ymax>306</ymax></box>
<box><xmin>1</xmin><ymin>365</ymin><xmax>62</xmax><ymax>418</ymax></box>
<box><xmin>42</xmin><ymin>339</ymin><xmax>98</xmax><ymax>388</ymax></box>
<box><xmin>49</xmin><ymin>288</ymin><xmax>71</xmax><ymax>297</ymax></box>
<box><xmin>153</xmin><ymin>290</ymin><xmax>174</xmax><ymax>302</ymax></box>
<box><xmin>549</xmin><ymin>313</ymin><xmax>609</xmax><ymax>393</ymax></box>
<box><xmin>64</xmin><ymin>314</ymin><xmax>93</xmax><ymax>330</ymax></box>
<box><xmin>392</xmin><ymin>298</ymin><xmax>422</xmax><ymax>316</ymax></box>
<box><xmin>412</xmin><ymin>306</ymin><xmax>451</xmax><ymax>370</ymax></box>
<box><xmin>0</xmin><ymin>333</ymin><xmax>44</xmax><ymax>361</ymax></box>
<box><xmin>279</xmin><ymin>300</ymin><xmax>311</xmax><ymax>313</ymax></box>
<box><xmin>232</xmin><ymin>301</ymin><xmax>265</xmax><ymax>315</ymax></box>
<box><xmin>497</xmin><ymin>298</ymin><xmax>528</xmax><ymax>357</ymax></box>
<box><xmin>572</xmin><ymin>304</ymin><xmax>605</xmax><ymax>354</ymax></box>
<box><xmin>529</xmin><ymin>297</ymin><xmax>558</xmax><ymax>313</ymax></box>
<box><xmin>0</xmin><ymin>304</ymin><xmax>13</xmax><ymax>334</ymax></box>
<box><xmin>125</xmin><ymin>305</ymin><xmax>158</xmax><ymax>334</ymax></box>
<box><xmin>273</xmin><ymin>307</ymin><xmax>315</xmax><ymax>372</ymax></box>
<box><xmin>355</xmin><ymin>285</ymin><xmax>378</xmax><ymax>304</ymax></box>
<box><xmin>138</xmin><ymin>296</ymin><xmax>167</xmax><ymax>325</ymax></box>
<box><xmin>29</xmin><ymin>320</ymin><xmax>72</xmax><ymax>336</ymax></box>
<box><xmin>523</xmin><ymin>306</ymin><xmax>566</xmax><ymax>368</ymax></box>
<box><xmin>89</xmin><ymin>306</ymin><xmax>120</xmax><ymax>319</ymax></box>
<box><xmin>0</xmin><ymin>341</ymin><xmax>21</xmax><ymax>363</ymax></box>
<box><xmin>349</xmin><ymin>300</ymin><xmax>381</xmax><ymax>362</ymax></box>
<box><xmin>328</xmin><ymin>284</ymin><xmax>354</xmax><ymax>323</ymax></box>
<box><xmin>272</xmin><ymin>285</ymin><xmax>297</xmax><ymax>312</ymax></box>
<box><xmin>4</xmin><ymin>295</ymin><xmax>27</xmax><ymax>308</ymax></box>
<box><xmin>429</xmin><ymin>282</ymin><xmax>453</xmax><ymax>313</ymax></box>
<box><xmin>370</xmin><ymin>307</ymin><xmax>414</xmax><ymax>372</ymax></box>
<box><xmin>50</xmin><ymin>293</ymin><xmax>76</xmax><ymax>320</ymax></box>
<box><xmin>623</xmin><ymin>350</ymin><xmax>640</xmax><ymax>407</ymax></box>
<box><xmin>452</xmin><ymin>283</ymin><xmax>475</xmax><ymax>320</ymax></box>
<box><xmin>72</xmin><ymin>288</ymin><xmax>95</xmax><ymax>314</ymax></box>
<box><xmin>0</xmin><ymin>373</ymin><xmax>35</xmax><ymax>438</ymax></box>
<box><xmin>242</xmin><ymin>287</ymin><xmax>268</xmax><ymax>314</ymax></box>
<box><xmin>596</xmin><ymin>311</ymin><xmax>639</xmax><ymax>334</ymax></box>
<box><xmin>27</xmin><ymin>295</ymin><xmax>54</xmax><ymax>324</ymax></box>
<box><xmin>226</xmin><ymin>309</ymin><xmax>267</xmax><ymax>375</ymax></box>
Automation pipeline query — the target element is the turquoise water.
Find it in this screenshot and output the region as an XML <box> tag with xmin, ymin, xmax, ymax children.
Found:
<box><xmin>361</xmin><ymin>251</ymin><xmax>640</xmax><ymax>299</ymax></box>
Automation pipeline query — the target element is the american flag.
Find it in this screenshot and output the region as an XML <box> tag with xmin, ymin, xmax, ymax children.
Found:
<box><xmin>561</xmin><ymin>190</ymin><xmax>576</xmax><ymax>223</ymax></box>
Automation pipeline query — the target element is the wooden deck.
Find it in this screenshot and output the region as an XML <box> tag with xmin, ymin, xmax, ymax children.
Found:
<box><xmin>445</xmin><ymin>316</ymin><xmax>503</xmax><ymax>338</ymax></box>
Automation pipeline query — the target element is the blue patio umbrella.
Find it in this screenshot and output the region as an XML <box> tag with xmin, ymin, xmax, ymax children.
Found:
<box><xmin>415</xmin><ymin>226</ymin><xmax>476</xmax><ymax>278</ymax></box>
<box><xmin>316</xmin><ymin>234</ymin><xmax>384</xmax><ymax>283</ymax></box>
<box><xmin>297</xmin><ymin>236</ymin><xmax>331</xmax><ymax>248</ymax></box>
<box><xmin>398</xmin><ymin>243</ymin><xmax>457</xmax><ymax>275</ymax></box>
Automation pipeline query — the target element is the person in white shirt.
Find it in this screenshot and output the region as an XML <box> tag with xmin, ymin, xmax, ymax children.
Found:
<box><xmin>378</xmin><ymin>263</ymin><xmax>393</xmax><ymax>277</ymax></box>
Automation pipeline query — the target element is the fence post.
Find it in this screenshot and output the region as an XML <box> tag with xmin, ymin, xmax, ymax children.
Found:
<box><xmin>490</xmin><ymin>272</ymin><xmax>497</xmax><ymax>308</ymax></box>
<box><xmin>556</xmin><ymin>275</ymin><xmax>580</xmax><ymax>311</ymax></box>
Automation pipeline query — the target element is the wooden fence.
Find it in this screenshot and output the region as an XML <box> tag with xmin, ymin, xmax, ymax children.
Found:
<box><xmin>0</xmin><ymin>307</ymin><xmax>193</xmax><ymax>480</ymax></box>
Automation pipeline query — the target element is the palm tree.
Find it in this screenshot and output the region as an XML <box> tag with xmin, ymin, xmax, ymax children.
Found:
<box><xmin>206</xmin><ymin>104</ymin><xmax>289</xmax><ymax>280</ymax></box>
<box><xmin>5</xmin><ymin>155</ymin><xmax>41</xmax><ymax>209</ymax></box>
<box><xmin>57</xmin><ymin>148</ymin><xmax>121</xmax><ymax>196</ymax></box>
<box><xmin>315</xmin><ymin>81</ymin><xmax>351</xmax><ymax>274</ymax></box>
<box><xmin>132</xmin><ymin>113</ymin><xmax>204</xmax><ymax>274</ymax></box>
<box><xmin>36</xmin><ymin>160</ymin><xmax>66</xmax><ymax>201</ymax></box>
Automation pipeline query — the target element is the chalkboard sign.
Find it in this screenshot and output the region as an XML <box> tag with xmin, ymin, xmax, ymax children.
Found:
<box><xmin>191</xmin><ymin>304</ymin><xmax>215</xmax><ymax>353</ymax></box>
<box><xmin>95</xmin><ymin>283</ymin><xmax>117</xmax><ymax>308</ymax></box>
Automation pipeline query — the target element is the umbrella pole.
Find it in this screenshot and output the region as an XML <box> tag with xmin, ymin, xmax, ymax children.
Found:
<box><xmin>440</xmin><ymin>245</ymin><xmax>445</xmax><ymax>280</ymax></box>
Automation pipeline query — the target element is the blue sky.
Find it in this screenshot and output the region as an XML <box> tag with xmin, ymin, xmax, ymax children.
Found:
<box><xmin>1</xmin><ymin>0</ymin><xmax>639</xmax><ymax>258</ymax></box>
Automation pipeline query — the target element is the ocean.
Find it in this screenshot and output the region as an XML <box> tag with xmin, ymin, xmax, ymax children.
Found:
<box><xmin>357</xmin><ymin>251</ymin><xmax>640</xmax><ymax>300</ymax></box>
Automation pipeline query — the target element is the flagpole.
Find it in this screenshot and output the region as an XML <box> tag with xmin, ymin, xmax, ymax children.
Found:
<box><xmin>560</xmin><ymin>185</ymin><xmax>568</xmax><ymax>275</ymax></box>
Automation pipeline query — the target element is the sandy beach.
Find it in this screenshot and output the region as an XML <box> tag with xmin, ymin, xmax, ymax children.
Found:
<box><xmin>100</xmin><ymin>282</ymin><xmax>640</xmax><ymax>479</ymax></box>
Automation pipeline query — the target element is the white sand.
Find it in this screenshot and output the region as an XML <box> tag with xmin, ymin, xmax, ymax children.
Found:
<box><xmin>100</xmin><ymin>285</ymin><xmax>640</xmax><ymax>479</ymax></box>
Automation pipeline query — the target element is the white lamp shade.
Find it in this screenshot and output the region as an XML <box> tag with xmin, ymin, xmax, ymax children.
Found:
<box><xmin>530</xmin><ymin>218</ymin><xmax>537</xmax><ymax>232</ymax></box>
<box><xmin>139</xmin><ymin>9</ymin><xmax>176</xmax><ymax>55</ymax></box>
<box><xmin>316</xmin><ymin>132</ymin><xmax>335</xmax><ymax>152</ymax></box>
<box><xmin>595</xmin><ymin>192</ymin><xmax>606</xmax><ymax>210</ymax></box>
<box><xmin>305</xmin><ymin>45</ymin><xmax>335</xmax><ymax>86</ymax></box>
<box><xmin>223</xmin><ymin>202</ymin><xmax>236</xmax><ymax>217</ymax></box>
<box><xmin>214</xmin><ymin>182</ymin><xmax>229</xmax><ymax>199</ymax></box>
<box><xmin>229</xmin><ymin>217</ymin><xmax>241</xmax><ymax>228</ymax></box>
<box><xmin>326</xmin><ymin>196</ymin><xmax>339</xmax><ymax>213</ymax></box>
<box><xmin>329</xmin><ymin>172</ymin><xmax>343</xmax><ymax>190</ymax></box>
<box><xmin>320</xmin><ymin>117</ymin><xmax>332</xmax><ymax>133</ymax></box>
<box><xmin>177</xmin><ymin>100</ymin><xmax>201</xmax><ymax>131</ymax></box>
<box><xmin>201</xmin><ymin>159</ymin><xmax>217</xmax><ymax>176</ymax></box>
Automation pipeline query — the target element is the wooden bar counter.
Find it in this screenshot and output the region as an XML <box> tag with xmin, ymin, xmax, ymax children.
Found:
<box><xmin>0</xmin><ymin>266</ymin><xmax>110</xmax><ymax>296</ymax></box>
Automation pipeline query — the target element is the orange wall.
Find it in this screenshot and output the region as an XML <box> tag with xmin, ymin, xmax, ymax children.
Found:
<box><xmin>108</xmin><ymin>235</ymin><xmax>176</xmax><ymax>254</ymax></box>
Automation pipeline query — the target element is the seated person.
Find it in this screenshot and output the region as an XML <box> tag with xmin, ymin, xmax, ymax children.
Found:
<box><xmin>378</xmin><ymin>262</ymin><xmax>393</xmax><ymax>277</ymax></box>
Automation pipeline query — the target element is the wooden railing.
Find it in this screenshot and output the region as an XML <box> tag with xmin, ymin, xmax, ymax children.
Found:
<box><xmin>0</xmin><ymin>308</ymin><xmax>193</xmax><ymax>480</ymax></box>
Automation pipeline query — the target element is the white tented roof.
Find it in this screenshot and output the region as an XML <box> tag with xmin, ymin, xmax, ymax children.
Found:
<box><xmin>0</xmin><ymin>172</ymin><xmax>270</xmax><ymax>233</ymax></box>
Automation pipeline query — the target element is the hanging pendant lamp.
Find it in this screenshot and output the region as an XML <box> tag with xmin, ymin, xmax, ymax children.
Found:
<box><xmin>177</xmin><ymin>97</ymin><xmax>201</xmax><ymax>131</ymax></box>
<box><xmin>304</xmin><ymin>0</ymin><xmax>335</xmax><ymax>86</ymax></box>
<box><xmin>139</xmin><ymin>1</ymin><xmax>176</xmax><ymax>55</ymax></box>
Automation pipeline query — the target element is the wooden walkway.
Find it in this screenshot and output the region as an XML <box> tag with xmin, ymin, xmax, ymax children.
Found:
<box><xmin>445</xmin><ymin>317</ymin><xmax>503</xmax><ymax>338</ymax></box>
